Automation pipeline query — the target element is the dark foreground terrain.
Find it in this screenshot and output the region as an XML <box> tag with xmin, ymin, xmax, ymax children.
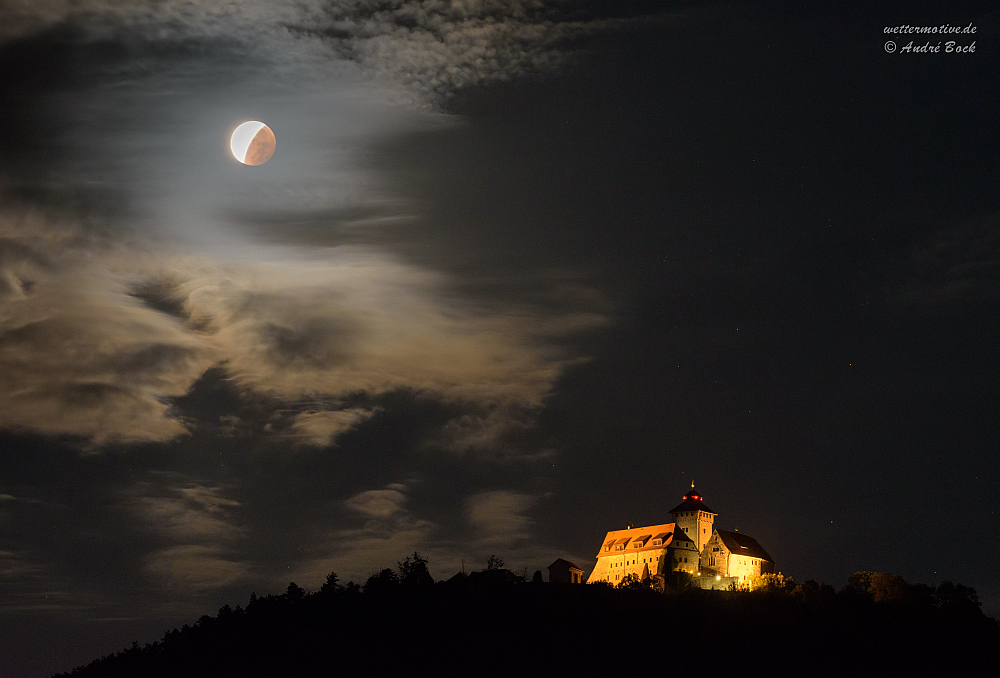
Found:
<box><xmin>55</xmin><ymin>568</ymin><xmax>999</xmax><ymax>678</ymax></box>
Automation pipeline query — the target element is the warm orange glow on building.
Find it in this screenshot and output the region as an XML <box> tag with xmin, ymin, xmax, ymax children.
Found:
<box><xmin>702</xmin><ymin>529</ymin><xmax>774</xmax><ymax>582</ymax></box>
<box><xmin>587</xmin><ymin>522</ymin><xmax>700</xmax><ymax>584</ymax></box>
<box><xmin>588</xmin><ymin>486</ymin><xmax>775</xmax><ymax>587</ymax></box>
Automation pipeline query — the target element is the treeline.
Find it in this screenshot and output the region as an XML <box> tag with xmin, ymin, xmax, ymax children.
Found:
<box><xmin>55</xmin><ymin>556</ymin><xmax>999</xmax><ymax>678</ymax></box>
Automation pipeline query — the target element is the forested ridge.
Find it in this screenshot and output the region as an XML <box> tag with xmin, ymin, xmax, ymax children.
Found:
<box><xmin>55</xmin><ymin>555</ymin><xmax>999</xmax><ymax>678</ymax></box>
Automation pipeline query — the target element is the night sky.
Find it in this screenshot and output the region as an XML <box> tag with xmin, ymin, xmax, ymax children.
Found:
<box><xmin>1</xmin><ymin>1</ymin><xmax>998</xmax><ymax>676</ymax></box>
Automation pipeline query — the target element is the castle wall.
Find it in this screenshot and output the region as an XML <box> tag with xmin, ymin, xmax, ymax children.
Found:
<box><xmin>588</xmin><ymin>548</ymin><xmax>668</xmax><ymax>585</ymax></box>
<box><xmin>669</xmin><ymin>543</ymin><xmax>701</xmax><ymax>574</ymax></box>
<box><xmin>726</xmin><ymin>555</ymin><xmax>772</xmax><ymax>582</ymax></box>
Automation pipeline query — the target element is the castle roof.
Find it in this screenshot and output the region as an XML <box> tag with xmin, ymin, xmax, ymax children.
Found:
<box><xmin>671</xmin><ymin>531</ymin><xmax>696</xmax><ymax>548</ymax></box>
<box><xmin>548</xmin><ymin>558</ymin><xmax>583</xmax><ymax>572</ymax></box>
<box><xmin>715</xmin><ymin>529</ymin><xmax>773</xmax><ymax>562</ymax></box>
<box><xmin>594</xmin><ymin>523</ymin><xmax>681</xmax><ymax>557</ymax></box>
<box><xmin>668</xmin><ymin>486</ymin><xmax>716</xmax><ymax>515</ymax></box>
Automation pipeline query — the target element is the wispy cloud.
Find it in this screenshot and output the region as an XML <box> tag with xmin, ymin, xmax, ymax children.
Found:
<box><xmin>465</xmin><ymin>489</ymin><xmax>538</xmax><ymax>547</ymax></box>
<box><xmin>0</xmin><ymin>214</ymin><xmax>211</xmax><ymax>444</ymax></box>
<box><xmin>124</xmin><ymin>482</ymin><xmax>250</xmax><ymax>591</ymax></box>
<box><xmin>883</xmin><ymin>213</ymin><xmax>1000</xmax><ymax>308</ymax></box>
<box><xmin>288</xmin><ymin>408</ymin><xmax>380</xmax><ymax>446</ymax></box>
<box><xmin>127</xmin><ymin>483</ymin><xmax>243</xmax><ymax>542</ymax></box>
<box><xmin>145</xmin><ymin>545</ymin><xmax>251</xmax><ymax>591</ymax></box>
<box><xmin>0</xmin><ymin>211</ymin><xmax>595</xmax><ymax>445</ymax></box>
<box><xmin>293</xmin><ymin>483</ymin><xmax>438</xmax><ymax>583</ymax></box>
<box><xmin>0</xmin><ymin>549</ymin><xmax>43</xmax><ymax>579</ymax></box>
<box><xmin>1</xmin><ymin>1</ymin><xmax>626</xmax><ymax>105</ymax></box>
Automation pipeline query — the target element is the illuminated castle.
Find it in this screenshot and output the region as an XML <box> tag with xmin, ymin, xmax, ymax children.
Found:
<box><xmin>587</xmin><ymin>484</ymin><xmax>774</xmax><ymax>586</ymax></box>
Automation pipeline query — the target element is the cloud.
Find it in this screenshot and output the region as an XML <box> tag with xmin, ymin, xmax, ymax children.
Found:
<box><xmin>0</xmin><ymin>0</ymin><xmax>614</xmax><ymax>452</ymax></box>
<box><xmin>285</xmin><ymin>482</ymin><xmax>555</xmax><ymax>588</ymax></box>
<box><xmin>145</xmin><ymin>545</ymin><xmax>251</xmax><ymax>591</ymax></box>
<box><xmin>178</xmin><ymin>249</ymin><xmax>569</xmax><ymax>403</ymax></box>
<box><xmin>0</xmin><ymin>208</ymin><xmax>600</xmax><ymax>445</ymax></box>
<box><xmin>303</xmin><ymin>0</ymin><xmax>621</xmax><ymax>102</ymax></box>
<box><xmin>0</xmin><ymin>1</ymin><xmax>626</xmax><ymax>105</ymax></box>
<box><xmin>0</xmin><ymin>0</ymin><xmax>304</xmax><ymax>44</ymax></box>
<box><xmin>0</xmin><ymin>214</ymin><xmax>212</xmax><ymax>444</ymax></box>
<box><xmin>125</xmin><ymin>482</ymin><xmax>250</xmax><ymax>591</ymax></box>
<box><xmin>294</xmin><ymin>483</ymin><xmax>438</xmax><ymax>583</ymax></box>
<box><xmin>0</xmin><ymin>549</ymin><xmax>43</xmax><ymax>578</ymax></box>
<box><xmin>344</xmin><ymin>487</ymin><xmax>409</xmax><ymax>518</ymax></box>
<box><xmin>287</xmin><ymin>408</ymin><xmax>379</xmax><ymax>446</ymax></box>
<box><xmin>883</xmin><ymin>213</ymin><xmax>1000</xmax><ymax>309</ymax></box>
<box><xmin>127</xmin><ymin>483</ymin><xmax>243</xmax><ymax>542</ymax></box>
<box><xmin>436</xmin><ymin>404</ymin><xmax>552</xmax><ymax>457</ymax></box>
<box><xmin>465</xmin><ymin>489</ymin><xmax>538</xmax><ymax>547</ymax></box>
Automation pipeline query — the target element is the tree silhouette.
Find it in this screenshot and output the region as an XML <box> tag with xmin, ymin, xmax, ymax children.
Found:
<box><xmin>936</xmin><ymin>581</ymin><xmax>982</xmax><ymax>613</ymax></box>
<box><xmin>284</xmin><ymin>582</ymin><xmax>306</xmax><ymax>601</ymax></box>
<box><xmin>618</xmin><ymin>573</ymin><xmax>647</xmax><ymax>590</ymax></box>
<box><xmin>50</xmin><ymin>556</ymin><xmax>999</xmax><ymax>678</ymax></box>
<box><xmin>320</xmin><ymin>571</ymin><xmax>341</xmax><ymax>595</ymax></box>
<box><xmin>363</xmin><ymin>568</ymin><xmax>400</xmax><ymax>595</ymax></box>
<box><xmin>486</xmin><ymin>554</ymin><xmax>504</xmax><ymax>571</ymax></box>
<box><xmin>398</xmin><ymin>552</ymin><xmax>434</xmax><ymax>588</ymax></box>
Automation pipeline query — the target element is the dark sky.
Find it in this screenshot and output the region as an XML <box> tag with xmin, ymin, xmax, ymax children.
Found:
<box><xmin>1</xmin><ymin>1</ymin><xmax>999</xmax><ymax>676</ymax></box>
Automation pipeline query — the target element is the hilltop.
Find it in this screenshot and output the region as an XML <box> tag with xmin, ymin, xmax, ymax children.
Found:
<box><xmin>55</xmin><ymin>557</ymin><xmax>999</xmax><ymax>678</ymax></box>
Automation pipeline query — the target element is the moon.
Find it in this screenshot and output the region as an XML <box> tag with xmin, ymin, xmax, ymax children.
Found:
<box><xmin>230</xmin><ymin>121</ymin><xmax>276</xmax><ymax>166</ymax></box>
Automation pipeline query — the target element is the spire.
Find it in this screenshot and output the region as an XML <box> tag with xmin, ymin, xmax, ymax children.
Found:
<box><xmin>669</xmin><ymin>484</ymin><xmax>715</xmax><ymax>515</ymax></box>
<box><xmin>691</xmin><ymin>479</ymin><xmax>695</xmax><ymax>489</ymax></box>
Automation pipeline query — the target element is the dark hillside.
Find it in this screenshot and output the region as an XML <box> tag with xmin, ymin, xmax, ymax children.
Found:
<box><xmin>55</xmin><ymin>570</ymin><xmax>999</xmax><ymax>678</ymax></box>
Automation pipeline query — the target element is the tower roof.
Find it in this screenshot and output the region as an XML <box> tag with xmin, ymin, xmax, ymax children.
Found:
<box><xmin>668</xmin><ymin>486</ymin><xmax>716</xmax><ymax>515</ymax></box>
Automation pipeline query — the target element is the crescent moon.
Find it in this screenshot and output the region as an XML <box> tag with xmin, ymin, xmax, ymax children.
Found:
<box><xmin>230</xmin><ymin>121</ymin><xmax>276</xmax><ymax>166</ymax></box>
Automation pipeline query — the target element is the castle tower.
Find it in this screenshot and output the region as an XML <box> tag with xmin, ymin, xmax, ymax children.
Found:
<box><xmin>668</xmin><ymin>482</ymin><xmax>717</xmax><ymax>555</ymax></box>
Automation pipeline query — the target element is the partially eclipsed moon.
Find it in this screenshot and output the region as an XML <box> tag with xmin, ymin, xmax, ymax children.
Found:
<box><xmin>231</xmin><ymin>121</ymin><xmax>276</xmax><ymax>166</ymax></box>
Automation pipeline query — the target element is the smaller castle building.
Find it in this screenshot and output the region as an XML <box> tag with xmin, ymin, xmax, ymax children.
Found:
<box><xmin>702</xmin><ymin>529</ymin><xmax>774</xmax><ymax>580</ymax></box>
<box><xmin>548</xmin><ymin>558</ymin><xmax>584</xmax><ymax>584</ymax></box>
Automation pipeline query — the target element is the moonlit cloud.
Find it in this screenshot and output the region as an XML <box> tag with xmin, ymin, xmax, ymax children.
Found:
<box><xmin>0</xmin><ymin>0</ymin><xmax>611</xmax><ymax>449</ymax></box>
<box><xmin>465</xmin><ymin>489</ymin><xmax>538</xmax><ymax>547</ymax></box>
<box><xmin>344</xmin><ymin>486</ymin><xmax>409</xmax><ymax>518</ymax></box>
<box><xmin>145</xmin><ymin>545</ymin><xmax>251</xmax><ymax>591</ymax></box>
<box><xmin>0</xmin><ymin>1</ymin><xmax>622</xmax><ymax>106</ymax></box>
<box><xmin>125</xmin><ymin>482</ymin><xmax>249</xmax><ymax>592</ymax></box>
<box><xmin>0</xmin><ymin>209</ymin><xmax>595</xmax><ymax>445</ymax></box>
<box><xmin>0</xmin><ymin>214</ymin><xmax>211</xmax><ymax>444</ymax></box>
<box><xmin>306</xmin><ymin>483</ymin><xmax>439</xmax><ymax>581</ymax></box>
<box><xmin>884</xmin><ymin>213</ymin><xmax>1000</xmax><ymax>308</ymax></box>
<box><xmin>0</xmin><ymin>550</ymin><xmax>42</xmax><ymax>578</ymax></box>
<box><xmin>128</xmin><ymin>483</ymin><xmax>243</xmax><ymax>541</ymax></box>
<box><xmin>302</xmin><ymin>0</ymin><xmax>621</xmax><ymax>102</ymax></box>
<box><xmin>288</xmin><ymin>408</ymin><xmax>380</xmax><ymax>446</ymax></box>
